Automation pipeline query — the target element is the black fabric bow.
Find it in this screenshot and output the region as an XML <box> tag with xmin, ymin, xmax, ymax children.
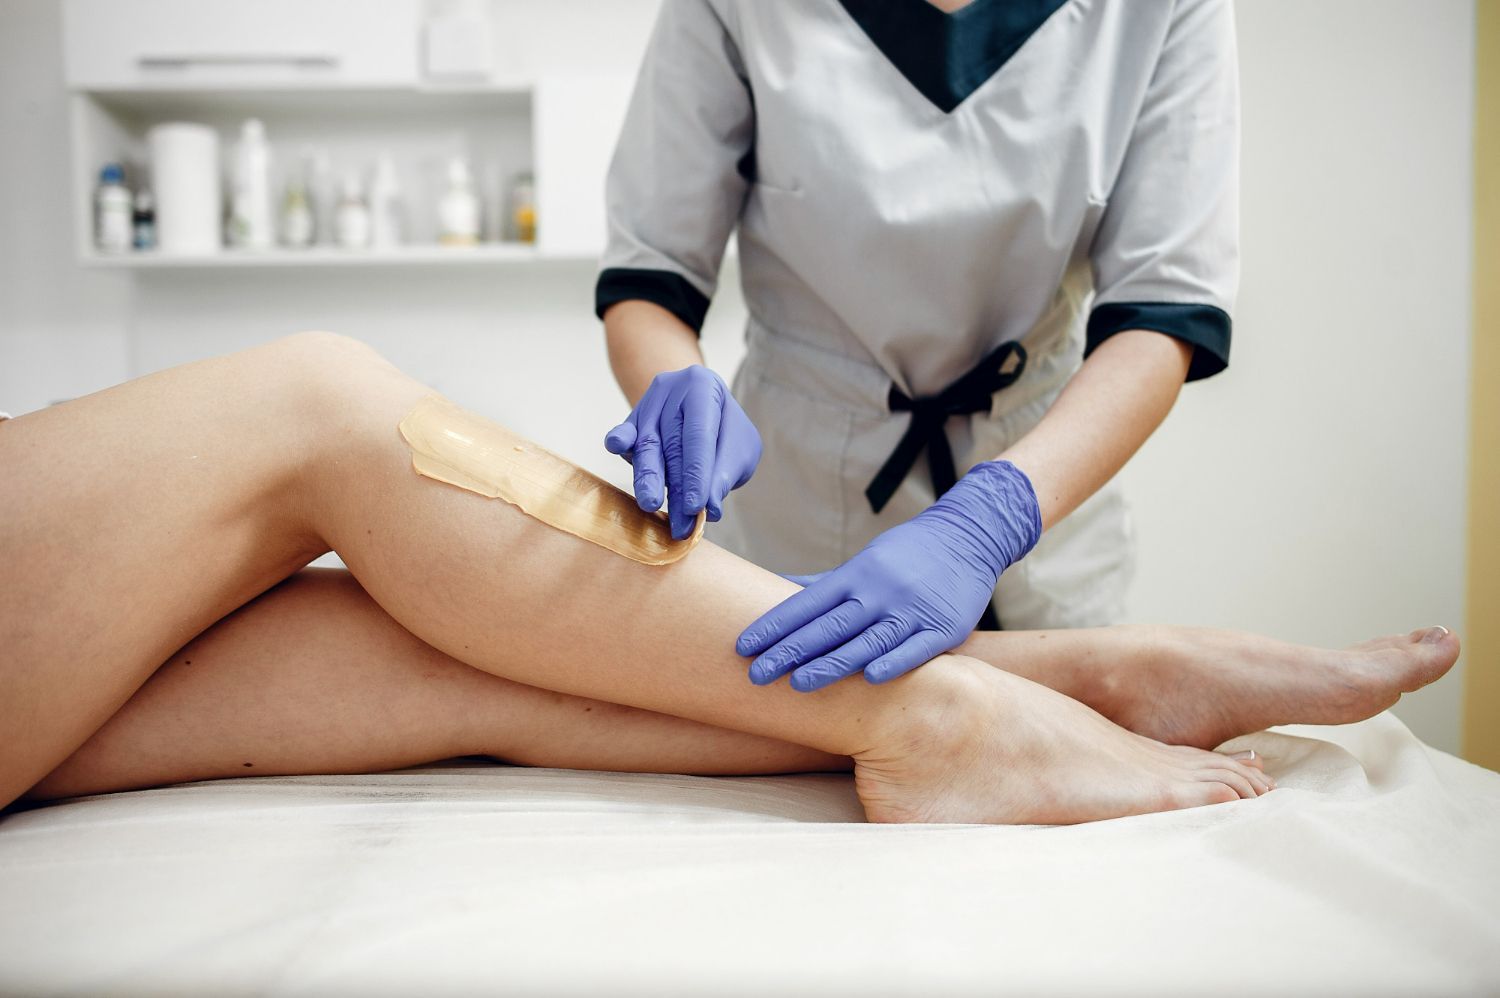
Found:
<box><xmin>862</xmin><ymin>340</ymin><xmax>1027</xmax><ymax>632</ymax></box>
<box><xmin>864</xmin><ymin>340</ymin><xmax>1028</xmax><ymax>516</ymax></box>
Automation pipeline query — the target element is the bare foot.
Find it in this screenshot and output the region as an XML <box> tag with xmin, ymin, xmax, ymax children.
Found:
<box><xmin>853</xmin><ymin>655</ymin><xmax>1272</xmax><ymax>825</ymax></box>
<box><xmin>1080</xmin><ymin>625</ymin><xmax>1460</xmax><ymax>750</ymax></box>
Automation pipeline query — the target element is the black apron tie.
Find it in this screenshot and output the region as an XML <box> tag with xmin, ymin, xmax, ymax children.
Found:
<box><xmin>863</xmin><ymin>340</ymin><xmax>1028</xmax><ymax>631</ymax></box>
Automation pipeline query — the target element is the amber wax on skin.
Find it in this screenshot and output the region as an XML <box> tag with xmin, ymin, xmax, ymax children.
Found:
<box><xmin>398</xmin><ymin>394</ymin><xmax>705</xmax><ymax>565</ymax></box>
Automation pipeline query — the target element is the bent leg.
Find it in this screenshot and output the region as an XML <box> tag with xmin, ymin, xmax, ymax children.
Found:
<box><xmin>0</xmin><ymin>335</ymin><xmax>341</xmax><ymax>804</ymax></box>
<box><xmin>286</xmin><ymin>349</ymin><xmax>1270</xmax><ymax>821</ymax></box>
<box><xmin>25</xmin><ymin>569</ymin><xmax>844</xmax><ymax>802</ymax></box>
<box><xmin>2</xmin><ymin>334</ymin><xmax>1268</xmax><ymax>823</ymax></box>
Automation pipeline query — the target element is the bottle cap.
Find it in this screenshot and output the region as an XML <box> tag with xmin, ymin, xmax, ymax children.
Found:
<box><xmin>100</xmin><ymin>163</ymin><xmax>125</xmax><ymax>184</ymax></box>
<box><xmin>242</xmin><ymin>118</ymin><xmax>266</xmax><ymax>142</ymax></box>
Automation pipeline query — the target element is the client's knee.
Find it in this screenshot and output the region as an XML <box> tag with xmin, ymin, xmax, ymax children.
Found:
<box><xmin>266</xmin><ymin>331</ymin><xmax>407</xmax><ymax>424</ymax></box>
<box><xmin>243</xmin><ymin>332</ymin><xmax>420</xmax><ymax>483</ymax></box>
<box><xmin>272</xmin><ymin>330</ymin><xmax>389</xmax><ymax>382</ymax></box>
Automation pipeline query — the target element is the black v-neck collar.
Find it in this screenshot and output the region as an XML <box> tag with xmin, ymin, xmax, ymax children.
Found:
<box><xmin>837</xmin><ymin>0</ymin><xmax>1072</xmax><ymax>113</ymax></box>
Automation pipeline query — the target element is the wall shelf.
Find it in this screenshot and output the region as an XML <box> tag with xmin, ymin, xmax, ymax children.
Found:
<box><xmin>64</xmin><ymin>0</ymin><xmax>643</xmax><ymax>269</ymax></box>
<box><xmin>80</xmin><ymin>243</ymin><xmax>591</xmax><ymax>269</ymax></box>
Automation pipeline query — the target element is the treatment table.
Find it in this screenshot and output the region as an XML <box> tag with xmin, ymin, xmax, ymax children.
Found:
<box><xmin>2</xmin><ymin>711</ymin><xmax>1497</xmax><ymax>995</ymax></box>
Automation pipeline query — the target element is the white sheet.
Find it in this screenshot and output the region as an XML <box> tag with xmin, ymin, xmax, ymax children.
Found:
<box><xmin>2</xmin><ymin>711</ymin><xmax>1498</xmax><ymax>995</ymax></box>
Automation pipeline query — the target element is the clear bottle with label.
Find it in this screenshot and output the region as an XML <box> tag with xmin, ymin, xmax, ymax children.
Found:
<box><xmin>438</xmin><ymin>157</ymin><xmax>480</xmax><ymax>246</ymax></box>
<box><xmin>95</xmin><ymin>163</ymin><xmax>133</xmax><ymax>254</ymax></box>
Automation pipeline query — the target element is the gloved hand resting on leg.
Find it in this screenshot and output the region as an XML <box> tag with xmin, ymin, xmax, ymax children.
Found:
<box><xmin>605</xmin><ymin>365</ymin><xmax>762</xmax><ymax>541</ymax></box>
<box><xmin>737</xmin><ymin>460</ymin><xmax>1042</xmax><ymax>691</ymax></box>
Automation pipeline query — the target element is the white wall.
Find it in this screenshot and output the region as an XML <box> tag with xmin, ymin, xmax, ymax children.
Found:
<box><xmin>1118</xmin><ymin>0</ymin><xmax>1473</xmax><ymax>753</ymax></box>
<box><xmin>0</xmin><ymin>0</ymin><xmax>132</xmax><ymax>415</ymax></box>
<box><xmin>0</xmin><ymin>0</ymin><xmax>1474</xmax><ymax>753</ymax></box>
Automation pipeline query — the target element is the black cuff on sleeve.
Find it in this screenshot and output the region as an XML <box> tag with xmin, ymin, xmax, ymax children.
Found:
<box><xmin>1086</xmin><ymin>302</ymin><xmax>1232</xmax><ymax>382</ymax></box>
<box><xmin>595</xmin><ymin>268</ymin><xmax>712</xmax><ymax>334</ymax></box>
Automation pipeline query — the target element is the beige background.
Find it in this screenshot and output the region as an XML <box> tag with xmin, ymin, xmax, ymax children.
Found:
<box><xmin>1466</xmin><ymin>0</ymin><xmax>1497</xmax><ymax>769</ymax></box>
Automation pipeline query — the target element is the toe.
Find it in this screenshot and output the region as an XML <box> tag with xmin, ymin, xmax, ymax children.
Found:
<box><xmin>1227</xmin><ymin>752</ymin><xmax>1273</xmax><ymax>790</ymax></box>
<box><xmin>1197</xmin><ymin>782</ymin><xmax>1240</xmax><ymax>807</ymax></box>
<box><xmin>1205</xmin><ymin>767</ymin><xmax>1258</xmax><ymax>800</ymax></box>
<box><xmin>1229</xmin><ymin>757</ymin><xmax>1274</xmax><ymax>794</ymax></box>
<box><xmin>1211</xmin><ymin>782</ymin><xmax>1241</xmax><ymax>804</ymax></box>
<box><xmin>1401</xmin><ymin>627</ymin><xmax>1461</xmax><ymax>687</ymax></box>
<box><xmin>1163</xmin><ymin>777</ymin><xmax>1243</xmax><ymax>810</ymax></box>
<box><xmin>1229</xmin><ymin>749</ymin><xmax>1264</xmax><ymax>771</ymax></box>
<box><xmin>1225</xmin><ymin>760</ymin><xmax>1270</xmax><ymax>794</ymax></box>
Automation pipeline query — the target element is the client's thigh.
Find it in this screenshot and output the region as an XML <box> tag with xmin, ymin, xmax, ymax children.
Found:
<box><xmin>0</xmin><ymin>333</ymin><xmax>375</xmax><ymax>804</ymax></box>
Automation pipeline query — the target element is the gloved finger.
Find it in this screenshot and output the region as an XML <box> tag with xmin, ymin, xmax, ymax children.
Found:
<box><xmin>864</xmin><ymin>629</ymin><xmax>955</xmax><ymax>685</ymax></box>
<box><xmin>736</xmin><ymin>574</ymin><xmax>850</xmax><ymax>658</ymax></box>
<box><xmin>629</xmin><ymin>388</ymin><xmax>669</xmax><ymax>513</ymax></box>
<box><xmin>705</xmin><ymin>469</ymin><xmax>734</xmax><ymax>521</ymax></box>
<box><xmin>660</xmin><ymin>402</ymin><xmax>697</xmax><ymax>541</ymax></box>
<box><xmin>746</xmin><ymin>598</ymin><xmax>877</xmax><ymax>685</ymax></box>
<box><xmin>789</xmin><ymin>618</ymin><xmax>910</xmax><ymax>692</ymax></box>
<box><xmin>779</xmin><ymin>571</ymin><xmax>827</xmax><ymax>588</ymax></box>
<box><xmin>603</xmin><ymin>419</ymin><xmax>637</xmax><ymax>457</ymax></box>
<box><xmin>678</xmin><ymin>378</ymin><xmax>722</xmax><ymax>517</ymax></box>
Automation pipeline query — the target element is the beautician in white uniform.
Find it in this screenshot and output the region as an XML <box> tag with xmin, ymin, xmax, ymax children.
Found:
<box><xmin>597</xmin><ymin>0</ymin><xmax>1239</xmax><ymax>691</ymax></box>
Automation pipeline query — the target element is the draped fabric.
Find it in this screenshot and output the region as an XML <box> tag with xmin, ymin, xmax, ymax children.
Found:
<box><xmin>2</xmin><ymin>712</ymin><xmax>1497</xmax><ymax>994</ymax></box>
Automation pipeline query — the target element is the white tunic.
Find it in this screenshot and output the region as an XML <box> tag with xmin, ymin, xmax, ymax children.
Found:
<box><xmin>599</xmin><ymin>0</ymin><xmax>1240</xmax><ymax>628</ymax></box>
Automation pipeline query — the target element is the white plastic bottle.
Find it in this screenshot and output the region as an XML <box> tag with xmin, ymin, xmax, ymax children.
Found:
<box><xmin>368</xmin><ymin>154</ymin><xmax>404</xmax><ymax>249</ymax></box>
<box><xmin>438</xmin><ymin>157</ymin><xmax>480</xmax><ymax>246</ymax></box>
<box><xmin>228</xmin><ymin>119</ymin><xmax>274</xmax><ymax>250</ymax></box>
<box><xmin>94</xmin><ymin>163</ymin><xmax>133</xmax><ymax>254</ymax></box>
<box><xmin>279</xmin><ymin>174</ymin><xmax>314</xmax><ymax>249</ymax></box>
<box><xmin>334</xmin><ymin>174</ymin><xmax>371</xmax><ymax>249</ymax></box>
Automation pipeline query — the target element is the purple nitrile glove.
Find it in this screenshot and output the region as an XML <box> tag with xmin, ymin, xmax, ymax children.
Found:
<box><xmin>737</xmin><ymin>460</ymin><xmax>1042</xmax><ymax>691</ymax></box>
<box><xmin>604</xmin><ymin>365</ymin><xmax>763</xmax><ymax>540</ymax></box>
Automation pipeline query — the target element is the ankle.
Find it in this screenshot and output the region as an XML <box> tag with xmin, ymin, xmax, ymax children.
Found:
<box><xmin>852</xmin><ymin>654</ymin><xmax>990</xmax><ymax>761</ymax></box>
<box><xmin>1071</xmin><ymin>624</ymin><xmax>1170</xmax><ymax>718</ymax></box>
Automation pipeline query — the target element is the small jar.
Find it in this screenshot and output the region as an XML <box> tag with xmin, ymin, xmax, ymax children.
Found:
<box><xmin>509</xmin><ymin>172</ymin><xmax>535</xmax><ymax>244</ymax></box>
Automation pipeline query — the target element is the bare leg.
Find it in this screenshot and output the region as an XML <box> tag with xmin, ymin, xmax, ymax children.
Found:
<box><xmin>25</xmin><ymin>569</ymin><xmax>844</xmax><ymax>802</ymax></box>
<box><xmin>2</xmin><ymin>340</ymin><xmax>329</xmax><ymax>803</ymax></box>
<box><xmin>0</xmin><ymin>333</ymin><xmax>1270</xmax><ymax>822</ymax></box>
<box><xmin>28</xmin><ymin>572</ymin><xmax>1451</xmax><ymax>804</ymax></box>
<box><xmin>954</xmin><ymin>625</ymin><xmax>1459</xmax><ymax>750</ymax></box>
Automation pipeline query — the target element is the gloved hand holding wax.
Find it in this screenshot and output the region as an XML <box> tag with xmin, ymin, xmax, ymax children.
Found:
<box><xmin>737</xmin><ymin>460</ymin><xmax>1042</xmax><ymax>691</ymax></box>
<box><xmin>605</xmin><ymin>365</ymin><xmax>763</xmax><ymax>541</ymax></box>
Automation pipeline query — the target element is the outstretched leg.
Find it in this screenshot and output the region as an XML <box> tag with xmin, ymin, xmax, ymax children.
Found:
<box><xmin>0</xmin><ymin>333</ymin><xmax>1270</xmax><ymax>822</ymax></box>
<box><xmin>954</xmin><ymin>625</ymin><xmax>1458</xmax><ymax>750</ymax></box>
<box><xmin>26</xmin><ymin>571</ymin><xmax>1453</xmax><ymax>804</ymax></box>
<box><xmin>24</xmin><ymin>569</ymin><xmax>844</xmax><ymax>802</ymax></box>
